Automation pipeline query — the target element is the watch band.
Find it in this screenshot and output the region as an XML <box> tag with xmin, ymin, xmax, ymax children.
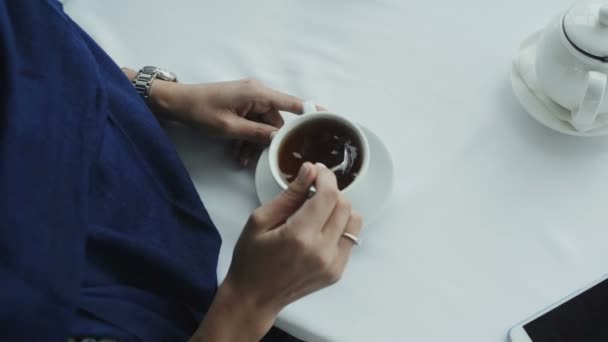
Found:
<box><xmin>132</xmin><ymin>66</ymin><xmax>177</xmax><ymax>104</ymax></box>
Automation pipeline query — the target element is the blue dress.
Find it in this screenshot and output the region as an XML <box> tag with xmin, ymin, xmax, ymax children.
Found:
<box><xmin>0</xmin><ymin>1</ymin><xmax>222</xmax><ymax>340</ymax></box>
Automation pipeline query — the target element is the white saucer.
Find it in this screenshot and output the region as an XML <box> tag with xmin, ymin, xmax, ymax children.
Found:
<box><xmin>255</xmin><ymin>125</ymin><xmax>394</xmax><ymax>224</ymax></box>
<box><xmin>511</xmin><ymin>31</ymin><xmax>608</xmax><ymax>137</ymax></box>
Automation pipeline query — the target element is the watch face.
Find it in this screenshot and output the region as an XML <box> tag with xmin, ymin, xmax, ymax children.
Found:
<box><xmin>156</xmin><ymin>69</ymin><xmax>178</xmax><ymax>82</ymax></box>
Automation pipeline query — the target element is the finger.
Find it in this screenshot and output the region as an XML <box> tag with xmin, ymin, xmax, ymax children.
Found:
<box><xmin>262</xmin><ymin>87</ymin><xmax>304</xmax><ymax>114</ymax></box>
<box><xmin>251</xmin><ymin>162</ymin><xmax>318</xmax><ymax>229</ymax></box>
<box><xmin>246</xmin><ymin>148</ymin><xmax>263</xmax><ymax>168</ymax></box>
<box><xmin>232</xmin><ymin>140</ymin><xmax>244</xmax><ymax>162</ymax></box>
<box><xmin>239</xmin><ymin>142</ymin><xmax>260</xmax><ymax>167</ymax></box>
<box><xmin>335</xmin><ymin>211</ymin><xmax>363</xmax><ymax>268</ymax></box>
<box><xmin>322</xmin><ymin>194</ymin><xmax>353</xmax><ymax>244</ymax></box>
<box><xmin>257</xmin><ymin>109</ymin><xmax>284</xmax><ymax>128</ymax></box>
<box><xmin>292</xmin><ymin>163</ymin><xmax>340</xmax><ymax>230</ymax></box>
<box><xmin>300</xmin><ymin>101</ymin><xmax>327</xmax><ymax>113</ymax></box>
<box><xmin>244</xmin><ymin>111</ymin><xmax>262</xmax><ymax>121</ymax></box>
<box><xmin>225</xmin><ymin>117</ymin><xmax>278</xmax><ymax>144</ymax></box>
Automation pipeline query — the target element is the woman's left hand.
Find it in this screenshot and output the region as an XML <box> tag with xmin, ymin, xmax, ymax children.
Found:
<box><xmin>150</xmin><ymin>78</ymin><xmax>305</xmax><ymax>166</ymax></box>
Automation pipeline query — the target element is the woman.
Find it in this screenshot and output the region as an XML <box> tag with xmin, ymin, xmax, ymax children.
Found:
<box><xmin>0</xmin><ymin>0</ymin><xmax>362</xmax><ymax>341</ymax></box>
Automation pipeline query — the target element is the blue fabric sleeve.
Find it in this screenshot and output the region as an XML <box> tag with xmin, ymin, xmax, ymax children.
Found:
<box><xmin>0</xmin><ymin>0</ymin><xmax>105</xmax><ymax>339</ymax></box>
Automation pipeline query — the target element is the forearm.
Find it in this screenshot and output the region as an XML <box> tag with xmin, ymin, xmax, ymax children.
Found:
<box><xmin>189</xmin><ymin>279</ymin><xmax>277</xmax><ymax>342</ymax></box>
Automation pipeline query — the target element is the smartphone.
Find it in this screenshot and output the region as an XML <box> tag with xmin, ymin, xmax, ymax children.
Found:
<box><xmin>509</xmin><ymin>274</ymin><xmax>608</xmax><ymax>342</ymax></box>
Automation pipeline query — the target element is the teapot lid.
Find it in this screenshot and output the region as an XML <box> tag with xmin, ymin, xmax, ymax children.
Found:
<box><xmin>563</xmin><ymin>0</ymin><xmax>608</xmax><ymax>60</ymax></box>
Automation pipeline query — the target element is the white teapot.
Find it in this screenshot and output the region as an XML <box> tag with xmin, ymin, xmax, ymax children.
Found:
<box><xmin>536</xmin><ymin>0</ymin><xmax>608</xmax><ymax>132</ymax></box>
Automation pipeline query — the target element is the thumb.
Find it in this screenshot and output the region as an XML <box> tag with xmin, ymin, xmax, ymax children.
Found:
<box><xmin>226</xmin><ymin>118</ymin><xmax>277</xmax><ymax>145</ymax></box>
<box><xmin>253</xmin><ymin>162</ymin><xmax>317</xmax><ymax>230</ymax></box>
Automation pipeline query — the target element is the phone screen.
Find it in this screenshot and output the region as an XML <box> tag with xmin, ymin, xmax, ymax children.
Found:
<box><xmin>524</xmin><ymin>278</ymin><xmax>608</xmax><ymax>342</ymax></box>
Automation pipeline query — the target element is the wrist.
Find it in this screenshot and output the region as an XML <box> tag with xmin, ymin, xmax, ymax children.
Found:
<box><xmin>219</xmin><ymin>278</ymin><xmax>278</xmax><ymax>336</ymax></box>
<box><xmin>148</xmin><ymin>78</ymin><xmax>183</xmax><ymax>120</ymax></box>
<box><xmin>123</xmin><ymin>67</ymin><xmax>189</xmax><ymax>122</ymax></box>
<box><xmin>121</xmin><ymin>67</ymin><xmax>138</xmax><ymax>81</ymax></box>
<box><xmin>191</xmin><ymin>278</ymin><xmax>278</xmax><ymax>342</ymax></box>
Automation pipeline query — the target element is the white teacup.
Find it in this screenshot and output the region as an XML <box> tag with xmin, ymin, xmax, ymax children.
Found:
<box><xmin>268</xmin><ymin>102</ymin><xmax>370</xmax><ymax>195</ymax></box>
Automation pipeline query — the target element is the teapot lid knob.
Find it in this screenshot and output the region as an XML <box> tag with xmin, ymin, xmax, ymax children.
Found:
<box><xmin>600</xmin><ymin>4</ymin><xmax>608</xmax><ymax>26</ymax></box>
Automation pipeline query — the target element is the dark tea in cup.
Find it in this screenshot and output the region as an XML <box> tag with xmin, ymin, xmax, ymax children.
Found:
<box><xmin>278</xmin><ymin>118</ymin><xmax>363</xmax><ymax>190</ymax></box>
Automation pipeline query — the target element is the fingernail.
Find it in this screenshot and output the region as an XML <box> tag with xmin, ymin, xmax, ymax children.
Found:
<box><xmin>270</xmin><ymin>131</ymin><xmax>277</xmax><ymax>140</ymax></box>
<box><xmin>297</xmin><ymin>163</ymin><xmax>310</xmax><ymax>183</ymax></box>
<box><xmin>315</xmin><ymin>162</ymin><xmax>327</xmax><ymax>169</ymax></box>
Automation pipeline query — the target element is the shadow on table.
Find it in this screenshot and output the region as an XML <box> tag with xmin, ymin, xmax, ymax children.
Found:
<box><xmin>498</xmin><ymin>76</ymin><xmax>608</xmax><ymax>156</ymax></box>
<box><xmin>263</xmin><ymin>327</ymin><xmax>305</xmax><ymax>342</ymax></box>
<box><xmin>163</xmin><ymin>121</ymin><xmax>259</xmax><ymax>197</ymax></box>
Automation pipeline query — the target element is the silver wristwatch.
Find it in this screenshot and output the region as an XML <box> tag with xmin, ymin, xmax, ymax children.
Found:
<box><xmin>132</xmin><ymin>66</ymin><xmax>178</xmax><ymax>103</ymax></box>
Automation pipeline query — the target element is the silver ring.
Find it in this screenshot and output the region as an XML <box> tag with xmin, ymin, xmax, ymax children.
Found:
<box><xmin>341</xmin><ymin>232</ymin><xmax>362</xmax><ymax>246</ymax></box>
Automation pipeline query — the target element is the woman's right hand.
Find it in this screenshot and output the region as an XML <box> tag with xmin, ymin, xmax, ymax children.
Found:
<box><xmin>191</xmin><ymin>162</ymin><xmax>363</xmax><ymax>342</ymax></box>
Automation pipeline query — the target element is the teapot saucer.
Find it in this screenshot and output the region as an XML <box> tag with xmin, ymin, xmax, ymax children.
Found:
<box><xmin>511</xmin><ymin>31</ymin><xmax>608</xmax><ymax>137</ymax></box>
<box><xmin>254</xmin><ymin>125</ymin><xmax>394</xmax><ymax>224</ymax></box>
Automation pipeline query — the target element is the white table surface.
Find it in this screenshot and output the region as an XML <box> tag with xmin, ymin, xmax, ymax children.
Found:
<box><xmin>65</xmin><ymin>1</ymin><xmax>608</xmax><ymax>341</ymax></box>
